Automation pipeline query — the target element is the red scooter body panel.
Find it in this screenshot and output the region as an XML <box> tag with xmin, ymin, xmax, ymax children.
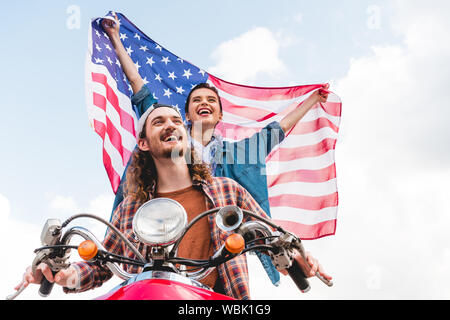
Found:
<box><xmin>96</xmin><ymin>279</ymin><xmax>235</xmax><ymax>300</ymax></box>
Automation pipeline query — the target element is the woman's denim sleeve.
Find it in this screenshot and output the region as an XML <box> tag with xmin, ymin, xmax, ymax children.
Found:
<box><xmin>242</xmin><ymin>121</ymin><xmax>285</xmax><ymax>159</ymax></box>
<box><xmin>131</xmin><ymin>85</ymin><xmax>158</xmax><ymax>118</ymax></box>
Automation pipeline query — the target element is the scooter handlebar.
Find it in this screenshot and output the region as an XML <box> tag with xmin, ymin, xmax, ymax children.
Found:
<box><xmin>287</xmin><ymin>258</ymin><xmax>311</xmax><ymax>293</ymax></box>
<box><xmin>38</xmin><ymin>271</ymin><xmax>57</xmax><ymax>297</ymax></box>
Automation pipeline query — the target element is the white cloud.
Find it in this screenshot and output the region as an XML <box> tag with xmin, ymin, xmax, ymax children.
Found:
<box><xmin>48</xmin><ymin>194</ymin><xmax>79</xmax><ymax>215</ymax></box>
<box><xmin>47</xmin><ymin>193</ymin><xmax>114</xmax><ymax>218</ymax></box>
<box><xmin>1</xmin><ymin>193</ymin><xmax>120</xmax><ymax>300</ymax></box>
<box><xmin>391</xmin><ymin>1</ymin><xmax>450</xmax><ymax>57</ymax></box>
<box><xmin>293</xmin><ymin>12</ymin><xmax>303</xmax><ymax>24</ymax></box>
<box><xmin>249</xmin><ymin>0</ymin><xmax>450</xmax><ymax>299</ymax></box>
<box><xmin>46</xmin><ymin>193</ymin><xmax>115</xmax><ymax>242</ymax></box>
<box><xmin>209</xmin><ymin>27</ymin><xmax>288</xmax><ymax>85</ymax></box>
<box><xmin>327</xmin><ymin>0</ymin><xmax>450</xmax><ymax>299</ymax></box>
<box><xmin>85</xmin><ymin>193</ymin><xmax>116</xmax><ymax>240</ymax></box>
<box><xmin>87</xmin><ymin>194</ymin><xmax>115</xmax><ymax>218</ymax></box>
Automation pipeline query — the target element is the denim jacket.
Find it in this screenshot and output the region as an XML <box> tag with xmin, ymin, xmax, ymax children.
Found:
<box><xmin>215</xmin><ymin>122</ymin><xmax>284</xmax><ymax>218</ymax></box>
<box><xmin>213</xmin><ymin>122</ymin><xmax>285</xmax><ymax>286</ymax></box>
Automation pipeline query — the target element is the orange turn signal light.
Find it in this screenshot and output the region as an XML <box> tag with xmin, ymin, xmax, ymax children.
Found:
<box><xmin>225</xmin><ymin>233</ymin><xmax>245</xmax><ymax>254</ymax></box>
<box><xmin>78</xmin><ymin>240</ymin><xmax>98</xmax><ymax>261</ymax></box>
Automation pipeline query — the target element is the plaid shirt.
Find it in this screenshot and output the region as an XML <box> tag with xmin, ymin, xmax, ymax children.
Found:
<box><xmin>66</xmin><ymin>176</ymin><xmax>270</xmax><ymax>300</ymax></box>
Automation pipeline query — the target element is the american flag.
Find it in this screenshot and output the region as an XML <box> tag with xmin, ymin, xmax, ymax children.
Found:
<box><xmin>85</xmin><ymin>12</ymin><xmax>342</xmax><ymax>240</ymax></box>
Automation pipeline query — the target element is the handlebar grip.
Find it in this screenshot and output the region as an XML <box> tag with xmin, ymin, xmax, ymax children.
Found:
<box><xmin>287</xmin><ymin>258</ymin><xmax>311</xmax><ymax>293</ymax></box>
<box><xmin>38</xmin><ymin>271</ymin><xmax>57</xmax><ymax>297</ymax></box>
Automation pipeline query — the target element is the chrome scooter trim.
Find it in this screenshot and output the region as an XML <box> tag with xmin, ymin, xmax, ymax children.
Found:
<box><xmin>62</xmin><ymin>226</ymin><xmax>134</xmax><ymax>281</ymax></box>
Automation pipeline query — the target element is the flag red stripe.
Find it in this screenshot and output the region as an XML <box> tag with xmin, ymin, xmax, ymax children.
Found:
<box><xmin>92</xmin><ymin>72</ymin><xmax>136</xmax><ymax>136</ymax></box>
<box><xmin>269</xmin><ymin>192</ymin><xmax>338</xmax><ymax>211</ymax></box>
<box><xmin>273</xmin><ymin>219</ymin><xmax>336</xmax><ymax>240</ymax></box>
<box><xmin>105</xmin><ymin>117</ymin><xmax>132</xmax><ymax>166</ymax></box>
<box><xmin>93</xmin><ymin>120</ymin><xmax>121</xmax><ymax>193</ymax></box>
<box><xmin>102</xmin><ymin>147</ymin><xmax>121</xmax><ymax>194</ymax></box>
<box><xmin>321</xmin><ymin>101</ymin><xmax>341</xmax><ymax>117</ymax></box>
<box><xmin>92</xmin><ymin>94</ymin><xmax>132</xmax><ymax>166</ymax></box>
<box><xmin>216</xmin><ymin>117</ymin><xmax>338</xmax><ymax>141</ymax></box>
<box><xmin>93</xmin><ymin>92</ymin><xmax>107</xmax><ymax>111</ymax></box>
<box><xmin>222</xmin><ymin>97</ymin><xmax>341</xmax><ymax>122</ymax></box>
<box><xmin>267</xmin><ymin>138</ymin><xmax>337</xmax><ymax>162</ymax></box>
<box><xmin>221</xmin><ymin>98</ymin><xmax>279</xmax><ymax>121</ymax></box>
<box><xmin>93</xmin><ymin>119</ymin><xmax>106</xmax><ymax>139</ymax></box>
<box><xmin>267</xmin><ymin>164</ymin><xmax>337</xmax><ymax>187</ymax></box>
<box><xmin>287</xmin><ymin>117</ymin><xmax>339</xmax><ymax>135</ymax></box>
<box><xmin>209</xmin><ymin>74</ymin><xmax>323</xmax><ymax>101</ymax></box>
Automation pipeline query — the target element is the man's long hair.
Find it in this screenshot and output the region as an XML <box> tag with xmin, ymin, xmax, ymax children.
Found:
<box><xmin>124</xmin><ymin>125</ymin><xmax>213</xmax><ymax>203</ymax></box>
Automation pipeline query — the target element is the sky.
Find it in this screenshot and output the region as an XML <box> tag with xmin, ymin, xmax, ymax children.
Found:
<box><xmin>1</xmin><ymin>0</ymin><xmax>449</xmax><ymax>300</ymax></box>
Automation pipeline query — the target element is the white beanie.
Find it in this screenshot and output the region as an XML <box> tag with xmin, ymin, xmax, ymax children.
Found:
<box><xmin>136</xmin><ymin>103</ymin><xmax>182</xmax><ymax>140</ymax></box>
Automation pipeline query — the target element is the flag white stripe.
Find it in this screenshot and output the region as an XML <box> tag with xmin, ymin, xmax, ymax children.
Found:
<box><xmin>266</xmin><ymin>150</ymin><xmax>335</xmax><ymax>175</ymax></box>
<box><xmin>268</xmin><ymin>179</ymin><xmax>337</xmax><ymax>197</ymax></box>
<box><xmin>88</xmin><ymin>103</ymin><xmax>106</xmax><ymax>124</ymax></box>
<box><xmin>103</xmin><ymin>130</ymin><xmax>126</xmax><ymax>175</ymax></box>
<box><xmin>91</xmin><ymin>85</ymin><xmax>137</xmax><ymax>150</ymax></box>
<box><xmin>325</xmin><ymin>92</ymin><xmax>341</xmax><ymax>104</ymax></box>
<box><xmin>220</xmin><ymin>106</ymin><xmax>340</xmax><ymax>131</ymax></box>
<box><xmin>214</xmin><ymin>85</ymin><xmax>312</xmax><ymax>112</ymax></box>
<box><xmin>221</xmin><ymin>111</ymin><xmax>284</xmax><ymax>127</ymax></box>
<box><xmin>88</xmin><ymin>63</ymin><xmax>137</xmax><ymax>131</ymax></box>
<box><xmin>276</xmin><ymin>127</ymin><xmax>338</xmax><ymax>148</ymax></box>
<box><xmin>302</xmin><ymin>106</ymin><xmax>340</xmax><ymax>127</ymax></box>
<box><xmin>222</xmin><ymin>126</ymin><xmax>338</xmax><ymax>149</ymax></box>
<box><xmin>270</xmin><ymin>206</ymin><xmax>338</xmax><ymax>225</ymax></box>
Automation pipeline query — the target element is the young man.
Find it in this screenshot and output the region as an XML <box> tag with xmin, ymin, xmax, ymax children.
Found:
<box><xmin>16</xmin><ymin>105</ymin><xmax>332</xmax><ymax>299</ymax></box>
<box><xmin>102</xmin><ymin>14</ymin><xmax>329</xmax><ymax>285</ymax></box>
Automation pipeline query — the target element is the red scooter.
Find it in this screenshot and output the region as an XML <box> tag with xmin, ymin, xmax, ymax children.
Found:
<box><xmin>7</xmin><ymin>198</ymin><xmax>332</xmax><ymax>300</ymax></box>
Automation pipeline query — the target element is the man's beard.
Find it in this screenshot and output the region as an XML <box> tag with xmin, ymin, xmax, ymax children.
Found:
<box><xmin>147</xmin><ymin>130</ymin><xmax>186</xmax><ymax>160</ymax></box>
<box><xmin>164</xmin><ymin>145</ymin><xmax>184</xmax><ymax>159</ymax></box>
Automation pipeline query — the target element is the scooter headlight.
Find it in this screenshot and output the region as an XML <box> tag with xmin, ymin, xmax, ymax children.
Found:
<box><xmin>132</xmin><ymin>198</ymin><xmax>187</xmax><ymax>246</ymax></box>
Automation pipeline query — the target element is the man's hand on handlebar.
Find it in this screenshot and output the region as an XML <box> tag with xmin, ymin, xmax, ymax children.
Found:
<box><xmin>280</xmin><ymin>251</ymin><xmax>332</xmax><ymax>281</ymax></box>
<box><xmin>15</xmin><ymin>263</ymin><xmax>79</xmax><ymax>291</ymax></box>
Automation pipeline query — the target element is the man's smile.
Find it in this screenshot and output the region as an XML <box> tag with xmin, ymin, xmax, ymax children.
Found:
<box><xmin>161</xmin><ymin>131</ymin><xmax>182</xmax><ymax>143</ymax></box>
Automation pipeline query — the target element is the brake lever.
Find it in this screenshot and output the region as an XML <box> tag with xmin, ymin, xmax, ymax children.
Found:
<box><xmin>6</xmin><ymin>283</ymin><xmax>27</xmax><ymax>300</ymax></box>
<box><xmin>6</xmin><ymin>251</ymin><xmax>54</xmax><ymax>300</ymax></box>
<box><xmin>30</xmin><ymin>246</ymin><xmax>71</xmax><ymax>297</ymax></box>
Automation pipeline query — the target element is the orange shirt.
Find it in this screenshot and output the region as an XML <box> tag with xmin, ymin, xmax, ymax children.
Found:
<box><xmin>156</xmin><ymin>185</ymin><xmax>218</xmax><ymax>289</ymax></box>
